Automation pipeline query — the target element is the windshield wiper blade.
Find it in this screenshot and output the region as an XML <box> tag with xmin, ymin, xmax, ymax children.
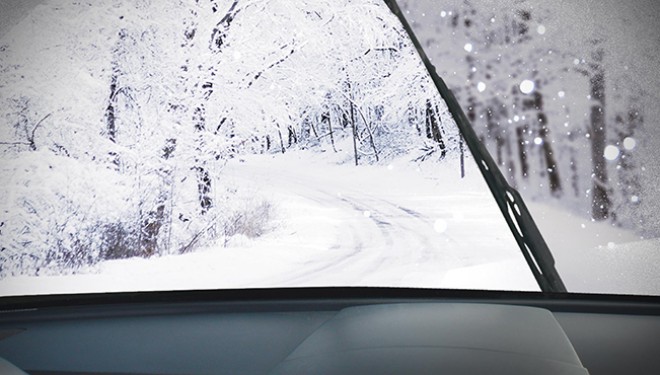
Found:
<box><xmin>383</xmin><ymin>0</ymin><xmax>567</xmax><ymax>293</ymax></box>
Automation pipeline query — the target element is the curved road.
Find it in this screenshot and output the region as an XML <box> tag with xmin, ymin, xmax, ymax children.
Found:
<box><xmin>223</xmin><ymin>153</ymin><xmax>537</xmax><ymax>290</ymax></box>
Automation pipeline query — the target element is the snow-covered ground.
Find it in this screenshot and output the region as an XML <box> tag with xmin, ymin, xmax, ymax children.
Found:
<box><xmin>528</xmin><ymin>202</ymin><xmax>660</xmax><ymax>295</ymax></box>
<box><xmin>0</xmin><ymin>151</ymin><xmax>541</xmax><ymax>296</ymax></box>
<box><xmin>2</xmin><ymin>148</ymin><xmax>658</xmax><ymax>297</ymax></box>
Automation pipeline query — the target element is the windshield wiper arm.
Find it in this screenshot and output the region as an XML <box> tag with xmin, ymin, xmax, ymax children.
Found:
<box><xmin>383</xmin><ymin>0</ymin><xmax>567</xmax><ymax>293</ymax></box>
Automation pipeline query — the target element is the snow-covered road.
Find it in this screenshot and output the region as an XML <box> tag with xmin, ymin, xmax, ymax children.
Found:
<box><xmin>0</xmin><ymin>151</ymin><xmax>540</xmax><ymax>295</ymax></box>
<box><xmin>221</xmin><ymin>151</ymin><xmax>537</xmax><ymax>290</ymax></box>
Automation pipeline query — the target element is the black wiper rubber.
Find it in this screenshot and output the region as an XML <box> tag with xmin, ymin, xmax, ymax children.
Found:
<box><xmin>383</xmin><ymin>0</ymin><xmax>567</xmax><ymax>293</ymax></box>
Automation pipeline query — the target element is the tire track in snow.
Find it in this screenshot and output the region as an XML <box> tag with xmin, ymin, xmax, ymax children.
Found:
<box><xmin>221</xmin><ymin>153</ymin><xmax>529</xmax><ymax>288</ymax></box>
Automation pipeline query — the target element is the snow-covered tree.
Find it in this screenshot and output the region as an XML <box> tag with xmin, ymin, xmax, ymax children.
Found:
<box><xmin>0</xmin><ymin>0</ymin><xmax>460</xmax><ymax>277</ymax></box>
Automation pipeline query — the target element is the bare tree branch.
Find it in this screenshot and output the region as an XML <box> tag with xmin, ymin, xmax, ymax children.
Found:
<box><xmin>0</xmin><ymin>141</ymin><xmax>31</xmax><ymax>147</ymax></box>
<box><xmin>30</xmin><ymin>113</ymin><xmax>52</xmax><ymax>146</ymax></box>
<box><xmin>246</xmin><ymin>46</ymin><xmax>295</xmax><ymax>88</ymax></box>
<box><xmin>337</xmin><ymin>90</ymin><xmax>380</xmax><ymax>162</ymax></box>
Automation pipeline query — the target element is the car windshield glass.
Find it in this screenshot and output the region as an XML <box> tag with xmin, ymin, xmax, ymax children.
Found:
<box><xmin>1</xmin><ymin>0</ymin><xmax>658</xmax><ymax>297</ymax></box>
<box><xmin>402</xmin><ymin>0</ymin><xmax>660</xmax><ymax>295</ymax></box>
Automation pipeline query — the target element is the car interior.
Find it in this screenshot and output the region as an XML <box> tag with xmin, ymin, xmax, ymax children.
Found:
<box><xmin>0</xmin><ymin>289</ymin><xmax>659</xmax><ymax>374</ymax></box>
<box><xmin>0</xmin><ymin>1</ymin><xmax>658</xmax><ymax>374</ymax></box>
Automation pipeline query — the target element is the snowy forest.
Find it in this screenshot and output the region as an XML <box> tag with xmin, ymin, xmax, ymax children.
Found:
<box><xmin>0</xmin><ymin>0</ymin><xmax>658</xmax><ymax>291</ymax></box>
<box><xmin>400</xmin><ymin>0</ymin><xmax>660</xmax><ymax>232</ymax></box>
<box><xmin>0</xmin><ymin>0</ymin><xmax>461</xmax><ymax>277</ymax></box>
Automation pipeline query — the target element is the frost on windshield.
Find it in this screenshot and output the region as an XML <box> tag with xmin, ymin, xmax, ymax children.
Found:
<box><xmin>401</xmin><ymin>0</ymin><xmax>660</xmax><ymax>295</ymax></box>
<box><xmin>0</xmin><ymin>0</ymin><xmax>535</xmax><ymax>295</ymax></box>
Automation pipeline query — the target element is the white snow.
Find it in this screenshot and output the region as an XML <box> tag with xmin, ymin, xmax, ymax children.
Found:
<box><xmin>0</xmin><ymin>152</ymin><xmax>539</xmax><ymax>296</ymax></box>
<box><xmin>1</xmin><ymin>148</ymin><xmax>656</xmax><ymax>297</ymax></box>
<box><xmin>527</xmin><ymin>202</ymin><xmax>660</xmax><ymax>295</ymax></box>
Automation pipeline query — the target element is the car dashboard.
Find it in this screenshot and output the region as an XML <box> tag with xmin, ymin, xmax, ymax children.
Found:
<box><xmin>0</xmin><ymin>288</ymin><xmax>659</xmax><ymax>374</ymax></box>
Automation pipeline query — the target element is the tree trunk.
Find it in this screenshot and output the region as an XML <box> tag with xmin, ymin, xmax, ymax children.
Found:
<box><xmin>287</xmin><ymin>125</ymin><xmax>297</xmax><ymax>146</ymax></box>
<box><xmin>192</xmin><ymin>105</ymin><xmax>213</xmax><ymax>214</ymax></box>
<box><xmin>614</xmin><ymin>105</ymin><xmax>642</xmax><ymax>214</ymax></box>
<box><xmin>140</xmin><ymin>204</ymin><xmax>165</xmax><ymax>257</ymax></box>
<box><xmin>589</xmin><ymin>47</ymin><xmax>609</xmax><ymax>220</ymax></box>
<box><xmin>276</xmin><ymin>123</ymin><xmax>286</xmax><ymax>154</ymax></box>
<box><xmin>425</xmin><ymin>100</ymin><xmax>446</xmax><ymax>159</ymax></box>
<box><xmin>516</xmin><ymin>125</ymin><xmax>529</xmax><ymax>179</ymax></box>
<box><xmin>323</xmin><ymin>112</ymin><xmax>337</xmax><ymax>152</ymax></box>
<box><xmin>194</xmin><ymin>166</ymin><xmax>213</xmax><ymax>214</ymax></box>
<box><xmin>534</xmin><ymin>91</ymin><xmax>562</xmax><ymax>196</ymax></box>
<box><xmin>106</xmin><ymin>73</ymin><xmax>118</xmax><ymax>143</ymax></box>
<box><xmin>348</xmin><ymin>81</ymin><xmax>359</xmax><ymax>166</ymax></box>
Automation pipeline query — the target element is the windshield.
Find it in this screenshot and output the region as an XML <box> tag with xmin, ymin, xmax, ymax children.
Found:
<box><xmin>0</xmin><ymin>0</ymin><xmax>657</xmax><ymax>297</ymax></box>
<box><xmin>402</xmin><ymin>0</ymin><xmax>660</xmax><ymax>295</ymax></box>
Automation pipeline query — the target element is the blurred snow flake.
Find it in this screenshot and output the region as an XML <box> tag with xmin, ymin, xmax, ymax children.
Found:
<box><xmin>533</xmin><ymin>137</ymin><xmax>543</xmax><ymax>145</ymax></box>
<box><xmin>536</xmin><ymin>25</ymin><xmax>546</xmax><ymax>35</ymax></box>
<box><xmin>604</xmin><ymin>145</ymin><xmax>620</xmax><ymax>161</ymax></box>
<box><xmin>519</xmin><ymin>80</ymin><xmax>535</xmax><ymax>94</ymax></box>
<box><xmin>557</xmin><ymin>91</ymin><xmax>565</xmax><ymax>98</ymax></box>
<box><xmin>623</xmin><ymin>137</ymin><xmax>636</xmax><ymax>150</ymax></box>
<box><xmin>463</xmin><ymin>43</ymin><xmax>473</xmax><ymax>52</ymax></box>
<box><xmin>477</xmin><ymin>81</ymin><xmax>486</xmax><ymax>92</ymax></box>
